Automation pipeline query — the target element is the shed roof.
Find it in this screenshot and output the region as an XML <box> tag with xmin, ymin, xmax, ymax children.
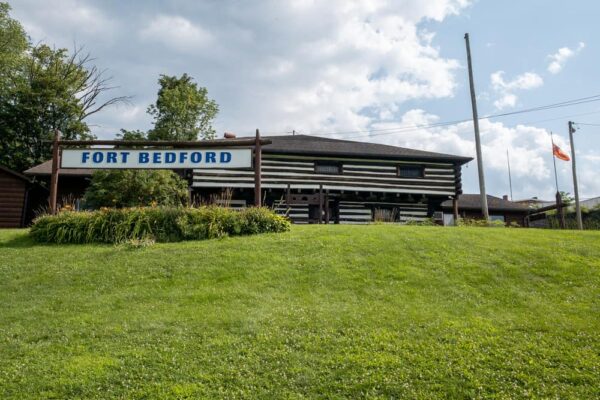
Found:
<box><xmin>0</xmin><ymin>164</ymin><xmax>33</xmax><ymax>183</ymax></box>
<box><xmin>441</xmin><ymin>194</ymin><xmax>530</xmax><ymax>212</ymax></box>
<box><xmin>24</xmin><ymin>160</ymin><xmax>93</xmax><ymax>176</ymax></box>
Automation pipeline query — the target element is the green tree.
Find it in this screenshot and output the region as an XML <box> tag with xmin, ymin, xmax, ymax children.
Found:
<box><xmin>83</xmin><ymin>170</ymin><xmax>189</xmax><ymax>209</ymax></box>
<box><xmin>0</xmin><ymin>3</ymin><xmax>127</xmax><ymax>172</ymax></box>
<box><xmin>147</xmin><ymin>73</ymin><xmax>218</xmax><ymax>141</ymax></box>
<box><xmin>0</xmin><ymin>2</ymin><xmax>27</xmax><ymax>90</ymax></box>
<box><xmin>117</xmin><ymin>128</ymin><xmax>147</xmax><ymax>141</ymax></box>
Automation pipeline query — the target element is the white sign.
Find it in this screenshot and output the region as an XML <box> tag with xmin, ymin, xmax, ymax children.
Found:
<box><xmin>61</xmin><ymin>149</ymin><xmax>252</xmax><ymax>169</ymax></box>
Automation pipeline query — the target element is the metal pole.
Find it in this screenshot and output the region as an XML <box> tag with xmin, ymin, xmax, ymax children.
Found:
<box><xmin>254</xmin><ymin>128</ymin><xmax>262</xmax><ymax>207</ymax></box>
<box><xmin>506</xmin><ymin>149</ymin><xmax>513</xmax><ymax>201</ymax></box>
<box><xmin>464</xmin><ymin>33</ymin><xmax>489</xmax><ymax>220</ymax></box>
<box><xmin>569</xmin><ymin>121</ymin><xmax>583</xmax><ymax>230</ymax></box>
<box><xmin>550</xmin><ymin>132</ymin><xmax>560</xmax><ymax>194</ymax></box>
<box><xmin>49</xmin><ymin>129</ymin><xmax>61</xmax><ymax>215</ymax></box>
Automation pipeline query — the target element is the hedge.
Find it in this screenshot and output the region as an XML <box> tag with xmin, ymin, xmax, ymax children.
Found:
<box><xmin>30</xmin><ymin>207</ymin><xmax>290</xmax><ymax>244</ymax></box>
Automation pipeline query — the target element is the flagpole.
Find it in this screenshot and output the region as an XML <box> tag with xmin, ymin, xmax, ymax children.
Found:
<box><xmin>550</xmin><ymin>131</ymin><xmax>559</xmax><ymax>193</ymax></box>
<box><xmin>506</xmin><ymin>149</ymin><xmax>513</xmax><ymax>201</ymax></box>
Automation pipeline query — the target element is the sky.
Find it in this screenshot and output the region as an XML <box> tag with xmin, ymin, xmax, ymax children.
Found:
<box><xmin>10</xmin><ymin>0</ymin><xmax>600</xmax><ymax>200</ymax></box>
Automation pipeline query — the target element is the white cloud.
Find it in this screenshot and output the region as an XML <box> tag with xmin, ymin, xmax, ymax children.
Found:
<box><xmin>361</xmin><ymin>109</ymin><xmax>595</xmax><ymax>199</ymax></box>
<box><xmin>490</xmin><ymin>71</ymin><xmax>543</xmax><ymax>110</ymax></box>
<box><xmin>12</xmin><ymin>0</ymin><xmax>115</xmax><ymax>41</ymax></box>
<box><xmin>547</xmin><ymin>42</ymin><xmax>585</xmax><ymax>74</ymax></box>
<box><xmin>140</xmin><ymin>15</ymin><xmax>213</xmax><ymax>52</ymax></box>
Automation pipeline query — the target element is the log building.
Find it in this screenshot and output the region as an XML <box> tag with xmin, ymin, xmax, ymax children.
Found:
<box><xmin>192</xmin><ymin>135</ymin><xmax>471</xmax><ymax>223</ymax></box>
<box><xmin>22</xmin><ymin>134</ymin><xmax>472</xmax><ymax>224</ymax></box>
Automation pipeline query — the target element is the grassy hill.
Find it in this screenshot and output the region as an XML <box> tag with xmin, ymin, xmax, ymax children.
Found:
<box><xmin>1</xmin><ymin>226</ymin><xmax>599</xmax><ymax>399</ymax></box>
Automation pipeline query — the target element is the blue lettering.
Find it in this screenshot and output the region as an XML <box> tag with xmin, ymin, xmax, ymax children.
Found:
<box><xmin>191</xmin><ymin>152</ymin><xmax>202</xmax><ymax>163</ymax></box>
<box><xmin>179</xmin><ymin>152</ymin><xmax>188</xmax><ymax>163</ymax></box>
<box><xmin>220</xmin><ymin>152</ymin><xmax>232</xmax><ymax>163</ymax></box>
<box><xmin>81</xmin><ymin>152</ymin><xmax>90</xmax><ymax>164</ymax></box>
<box><xmin>153</xmin><ymin>152</ymin><xmax>162</xmax><ymax>163</ymax></box>
<box><xmin>206</xmin><ymin>152</ymin><xmax>216</xmax><ymax>163</ymax></box>
<box><xmin>139</xmin><ymin>152</ymin><xmax>149</xmax><ymax>163</ymax></box>
<box><xmin>165</xmin><ymin>152</ymin><xmax>176</xmax><ymax>163</ymax></box>
<box><xmin>107</xmin><ymin>152</ymin><xmax>117</xmax><ymax>163</ymax></box>
<box><xmin>92</xmin><ymin>152</ymin><xmax>104</xmax><ymax>163</ymax></box>
<box><xmin>120</xmin><ymin>152</ymin><xmax>130</xmax><ymax>163</ymax></box>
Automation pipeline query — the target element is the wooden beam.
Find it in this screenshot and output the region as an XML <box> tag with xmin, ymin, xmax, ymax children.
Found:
<box><xmin>54</xmin><ymin>138</ymin><xmax>272</xmax><ymax>148</ymax></box>
<box><xmin>49</xmin><ymin>130</ymin><xmax>61</xmax><ymax>215</ymax></box>
<box><xmin>453</xmin><ymin>196</ymin><xmax>459</xmax><ymax>226</ymax></box>
<box><xmin>254</xmin><ymin>129</ymin><xmax>262</xmax><ymax>207</ymax></box>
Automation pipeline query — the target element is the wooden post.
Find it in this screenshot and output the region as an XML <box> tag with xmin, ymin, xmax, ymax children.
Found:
<box><xmin>254</xmin><ymin>128</ymin><xmax>262</xmax><ymax>207</ymax></box>
<box><xmin>49</xmin><ymin>129</ymin><xmax>61</xmax><ymax>215</ymax></box>
<box><xmin>318</xmin><ymin>185</ymin><xmax>323</xmax><ymax>224</ymax></box>
<box><xmin>453</xmin><ymin>196</ymin><xmax>459</xmax><ymax>226</ymax></box>
<box><xmin>556</xmin><ymin>191</ymin><xmax>565</xmax><ymax>229</ymax></box>
<box><xmin>325</xmin><ymin>190</ymin><xmax>330</xmax><ymax>224</ymax></box>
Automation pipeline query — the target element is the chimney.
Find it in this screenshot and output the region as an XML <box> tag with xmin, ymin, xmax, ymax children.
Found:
<box><xmin>502</xmin><ymin>195</ymin><xmax>509</xmax><ymax>201</ymax></box>
<box><xmin>223</xmin><ymin>132</ymin><xmax>236</xmax><ymax>139</ymax></box>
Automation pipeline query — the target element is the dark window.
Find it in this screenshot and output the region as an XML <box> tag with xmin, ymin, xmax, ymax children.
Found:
<box><xmin>315</xmin><ymin>162</ymin><xmax>342</xmax><ymax>174</ymax></box>
<box><xmin>397</xmin><ymin>165</ymin><xmax>424</xmax><ymax>178</ymax></box>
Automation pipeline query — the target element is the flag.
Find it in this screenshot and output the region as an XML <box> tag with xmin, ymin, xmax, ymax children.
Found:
<box><xmin>553</xmin><ymin>144</ymin><xmax>570</xmax><ymax>161</ymax></box>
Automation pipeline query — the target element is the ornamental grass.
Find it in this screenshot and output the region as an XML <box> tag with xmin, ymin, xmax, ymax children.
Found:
<box><xmin>29</xmin><ymin>206</ymin><xmax>290</xmax><ymax>244</ymax></box>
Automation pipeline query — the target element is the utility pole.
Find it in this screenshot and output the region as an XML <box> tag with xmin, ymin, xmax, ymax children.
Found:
<box><xmin>569</xmin><ymin>121</ymin><xmax>583</xmax><ymax>230</ymax></box>
<box><xmin>464</xmin><ymin>33</ymin><xmax>489</xmax><ymax>220</ymax></box>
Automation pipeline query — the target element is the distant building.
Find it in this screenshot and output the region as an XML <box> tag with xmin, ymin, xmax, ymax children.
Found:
<box><xmin>441</xmin><ymin>194</ymin><xmax>530</xmax><ymax>226</ymax></box>
<box><xmin>514</xmin><ymin>197</ymin><xmax>554</xmax><ymax>208</ymax></box>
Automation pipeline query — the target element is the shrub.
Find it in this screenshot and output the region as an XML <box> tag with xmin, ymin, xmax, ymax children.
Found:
<box><xmin>30</xmin><ymin>206</ymin><xmax>290</xmax><ymax>244</ymax></box>
<box><xmin>83</xmin><ymin>170</ymin><xmax>189</xmax><ymax>209</ymax></box>
<box><xmin>457</xmin><ymin>218</ymin><xmax>506</xmax><ymax>227</ymax></box>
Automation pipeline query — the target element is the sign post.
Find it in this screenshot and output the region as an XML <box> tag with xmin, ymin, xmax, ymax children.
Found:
<box><xmin>49</xmin><ymin>135</ymin><xmax>270</xmax><ymax>212</ymax></box>
<box><xmin>49</xmin><ymin>129</ymin><xmax>61</xmax><ymax>215</ymax></box>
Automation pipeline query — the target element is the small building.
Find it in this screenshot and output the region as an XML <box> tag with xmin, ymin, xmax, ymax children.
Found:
<box><xmin>0</xmin><ymin>165</ymin><xmax>46</xmax><ymax>228</ymax></box>
<box><xmin>441</xmin><ymin>194</ymin><xmax>530</xmax><ymax>226</ymax></box>
<box><xmin>24</xmin><ymin>134</ymin><xmax>472</xmax><ymax>224</ymax></box>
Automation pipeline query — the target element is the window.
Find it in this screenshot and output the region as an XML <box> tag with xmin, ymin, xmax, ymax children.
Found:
<box><xmin>315</xmin><ymin>162</ymin><xmax>342</xmax><ymax>174</ymax></box>
<box><xmin>397</xmin><ymin>165</ymin><xmax>424</xmax><ymax>178</ymax></box>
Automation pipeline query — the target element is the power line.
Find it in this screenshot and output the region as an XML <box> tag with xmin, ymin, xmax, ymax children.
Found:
<box><xmin>292</xmin><ymin>93</ymin><xmax>600</xmax><ymax>139</ymax></box>
<box><xmin>574</xmin><ymin>122</ymin><xmax>600</xmax><ymax>127</ymax></box>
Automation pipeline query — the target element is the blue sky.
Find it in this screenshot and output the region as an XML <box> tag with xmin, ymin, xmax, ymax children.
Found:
<box><xmin>10</xmin><ymin>0</ymin><xmax>600</xmax><ymax>199</ymax></box>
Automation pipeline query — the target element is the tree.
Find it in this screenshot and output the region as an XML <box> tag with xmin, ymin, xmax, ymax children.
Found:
<box><xmin>560</xmin><ymin>191</ymin><xmax>574</xmax><ymax>207</ymax></box>
<box><xmin>117</xmin><ymin>128</ymin><xmax>147</xmax><ymax>141</ymax></box>
<box><xmin>0</xmin><ymin>3</ymin><xmax>127</xmax><ymax>172</ymax></box>
<box><xmin>147</xmin><ymin>73</ymin><xmax>218</xmax><ymax>141</ymax></box>
<box><xmin>83</xmin><ymin>170</ymin><xmax>189</xmax><ymax>209</ymax></box>
<box><xmin>0</xmin><ymin>2</ymin><xmax>27</xmax><ymax>90</ymax></box>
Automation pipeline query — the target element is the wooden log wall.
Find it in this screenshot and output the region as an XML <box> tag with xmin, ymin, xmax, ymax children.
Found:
<box><xmin>0</xmin><ymin>171</ymin><xmax>27</xmax><ymax>228</ymax></box>
<box><xmin>192</xmin><ymin>154</ymin><xmax>458</xmax><ymax>196</ymax></box>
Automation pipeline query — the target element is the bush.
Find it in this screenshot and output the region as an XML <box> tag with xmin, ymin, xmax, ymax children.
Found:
<box><xmin>83</xmin><ymin>170</ymin><xmax>189</xmax><ymax>209</ymax></box>
<box><xmin>30</xmin><ymin>206</ymin><xmax>290</xmax><ymax>244</ymax></box>
<box><xmin>457</xmin><ymin>218</ymin><xmax>506</xmax><ymax>227</ymax></box>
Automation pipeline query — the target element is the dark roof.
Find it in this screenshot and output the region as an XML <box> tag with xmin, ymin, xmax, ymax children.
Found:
<box><xmin>23</xmin><ymin>134</ymin><xmax>472</xmax><ymax>175</ymax></box>
<box><xmin>264</xmin><ymin>135</ymin><xmax>472</xmax><ymax>163</ymax></box>
<box><xmin>24</xmin><ymin>160</ymin><xmax>93</xmax><ymax>176</ymax></box>
<box><xmin>0</xmin><ymin>164</ymin><xmax>33</xmax><ymax>183</ymax></box>
<box><xmin>441</xmin><ymin>194</ymin><xmax>530</xmax><ymax>212</ymax></box>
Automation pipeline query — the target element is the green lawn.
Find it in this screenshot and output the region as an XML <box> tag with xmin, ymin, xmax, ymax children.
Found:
<box><xmin>1</xmin><ymin>226</ymin><xmax>599</xmax><ymax>399</ymax></box>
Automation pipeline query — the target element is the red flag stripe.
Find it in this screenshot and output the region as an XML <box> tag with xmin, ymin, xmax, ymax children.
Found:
<box><xmin>553</xmin><ymin>144</ymin><xmax>570</xmax><ymax>161</ymax></box>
